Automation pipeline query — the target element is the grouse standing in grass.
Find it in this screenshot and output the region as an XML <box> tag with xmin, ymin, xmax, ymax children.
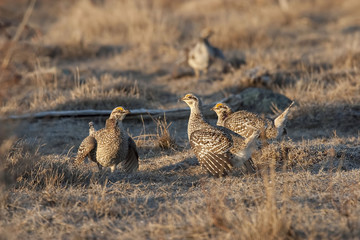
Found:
<box><xmin>176</xmin><ymin>29</ymin><xmax>228</xmax><ymax>78</ymax></box>
<box><xmin>75</xmin><ymin>107</ymin><xmax>139</xmax><ymax>173</ymax></box>
<box><xmin>181</xmin><ymin>94</ymin><xmax>258</xmax><ymax>177</ymax></box>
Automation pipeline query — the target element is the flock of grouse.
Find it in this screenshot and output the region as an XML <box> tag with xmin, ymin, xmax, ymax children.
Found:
<box><xmin>75</xmin><ymin>30</ymin><xmax>295</xmax><ymax>177</ymax></box>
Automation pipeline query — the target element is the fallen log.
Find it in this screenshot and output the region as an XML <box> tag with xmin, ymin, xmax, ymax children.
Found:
<box><xmin>4</xmin><ymin>107</ymin><xmax>193</xmax><ymax>121</ymax></box>
<box><xmin>3</xmin><ymin>105</ymin><xmax>219</xmax><ymax>121</ymax></box>
<box><xmin>2</xmin><ymin>88</ymin><xmax>293</xmax><ymax>121</ymax></box>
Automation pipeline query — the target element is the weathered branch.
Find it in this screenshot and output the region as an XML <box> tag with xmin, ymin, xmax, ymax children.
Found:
<box><xmin>3</xmin><ymin>105</ymin><xmax>217</xmax><ymax>121</ymax></box>
<box><xmin>4</xmin><ymin>108</ymin><xmax>189</xmax><ymax>121</ymax></box>
<box><xmin>2</xmin><ymin>88</ymin><xmax>293</xmax><ymax>121</ymax></box>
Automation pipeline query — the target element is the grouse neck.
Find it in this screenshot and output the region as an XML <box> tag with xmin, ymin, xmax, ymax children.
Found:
<box><xmin>105</xmin><ymin>118</ymin><xmax>117</xmax><ymax>130</ymax></box>
<box><xmin>187</xmin><ymin>104</ymin><xmax>208</xmax><ymax>138</ymax></box>
<box><xmin>217</xmin><ymin>109</ymin><xmax>232</xmax><ymax>126</ymax></box>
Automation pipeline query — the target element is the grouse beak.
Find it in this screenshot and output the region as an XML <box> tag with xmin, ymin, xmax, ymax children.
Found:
<box><xmin>210</xmin><ymin>106</ymin><xmax>215</xmax><ymax>111</ymax></box>
<box><xmin>125</xmin><ymin>109</ymin><xmax>131</xmax><ymax>114</ymax></box>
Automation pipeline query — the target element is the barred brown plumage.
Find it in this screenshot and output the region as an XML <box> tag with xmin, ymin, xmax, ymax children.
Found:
<box><xmin>181</xmin><ymin>93</ymin><xmax>258</xmax><ymax>177</ymax></box>
<box><xmin>75</xmin><ymin>107</ymin><xmax>139</xmax><ymax>173</ymax></box>
<box><xmin>211</xmin><ymin>102</ymin><xmax>295</xmax><ymax>140</ymax></box>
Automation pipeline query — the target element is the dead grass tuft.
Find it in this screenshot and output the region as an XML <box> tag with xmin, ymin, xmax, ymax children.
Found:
<box><xmin>1</xmin><ymin>139</ymin><xmax>92</xmax><ymax>192</ymax></box>
<box><xmin>254</xmin><ymin>137</ymin><xmax>359</xmax><ymax>174</ymax></box>
<box><xmin>0</xmin><ymin>73</ymin><xmax>164</xmax><ymax>114</ymax></box>
<box><xmin>18</xmin><ymin>155</ymin><xmax>92</xmax><ymax>190</ymax></box>
<box><xmin>1</xmin><ymin>139</ymin><xmax>41</xmax><ymax>188</ymax></box>
<box><xmin>155</xmin><ymin>116</ymin><xmax>177</xmax><ymax>150</ymax></box>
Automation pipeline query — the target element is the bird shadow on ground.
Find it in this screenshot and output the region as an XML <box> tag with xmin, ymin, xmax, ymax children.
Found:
<box><xmin>156</xmin><ymin>156</ymin><xmax>199</xmax><ymax>172</ymax></box>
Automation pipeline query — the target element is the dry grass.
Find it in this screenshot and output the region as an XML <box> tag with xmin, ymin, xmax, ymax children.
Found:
<box><xmin>154</xmin><ymin>116</ymin><xmax>177</xmax><ymax>150</ymax></box>
<box><xmin>1</xmin><ymin>0</ymin><xmax>360</xmax><ymax>239</ymax></box>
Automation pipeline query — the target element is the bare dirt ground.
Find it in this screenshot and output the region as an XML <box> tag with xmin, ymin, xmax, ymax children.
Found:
<box><xmin>0</xmin><ymin>0</ymin><xmax>360</xmax><ymax>239</ymax></box>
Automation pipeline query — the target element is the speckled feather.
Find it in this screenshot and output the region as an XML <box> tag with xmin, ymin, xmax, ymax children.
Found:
<box><xmin>75</xmin><ymin>135</ymin><xmax>97</xmax><ymax>165</ymax></box>
<box><xmin>224</xmin><ymin>110</ymin><xmax>271</xmax><ymax>138</ymax></box>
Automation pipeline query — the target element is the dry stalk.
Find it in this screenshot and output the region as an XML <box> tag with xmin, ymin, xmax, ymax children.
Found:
<box><xmin>1</xmin><ymin>0</ymin><xmax>36</xmax><ymax>69</ymax></box>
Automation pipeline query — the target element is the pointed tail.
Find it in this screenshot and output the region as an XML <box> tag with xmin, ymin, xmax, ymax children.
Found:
<box><xmin>274</xmin><ymin>101</ymin><xmax>295</xmax><ymax>128</ymax></box>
